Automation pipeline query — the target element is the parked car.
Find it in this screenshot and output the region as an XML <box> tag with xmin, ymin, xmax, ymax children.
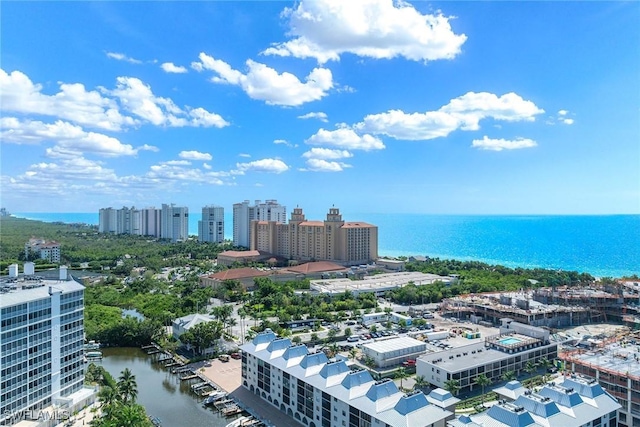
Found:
<box><xmin>230</xmin><ymin>352</ymin><xmax>241</xmax><ymax>360</ymax></box>
<box><xmin>219</xmin><ymin>354</ymin><xmax>230</xmax><ymax>362</ymax></box>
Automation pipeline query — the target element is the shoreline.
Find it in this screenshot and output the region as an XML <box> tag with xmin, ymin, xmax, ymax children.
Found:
<box><xmin>5</xmin><ymin>213</ymin><xmax>638</xmax><ymax>279</ymax></box>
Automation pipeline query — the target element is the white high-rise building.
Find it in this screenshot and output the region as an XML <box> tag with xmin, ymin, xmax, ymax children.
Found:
<box><xmin>233</xmin><ymin>199</ymin><xmax>286</xmax><ymax>248</ymax></box>
<box><xmin>98</xmin><ymin>208</ymin><xmax>117</xmax><ymax>233</ymax></box>
<box><xmin>0</xmin><ymin>268</ymin><xmax>95</xmax><ymax>425</ymax></box>
<box><xmin>161</xmin><ymin>204</ymin><xmax>189</xmax><ymax>242</ymax></box>
<box><xmin>115</xmin><ymin>206</ymin><xmax>135</xmax><ymax>234</ymax></box>
<box><xmin>198</xmin><ymin>205</ymin><xmax>224</xmax><ymax>243</ymax></box>
<box><xmin>139</xmin><ymin>207</ymin><xmax>161</xmax><ymax>237</ymax></box>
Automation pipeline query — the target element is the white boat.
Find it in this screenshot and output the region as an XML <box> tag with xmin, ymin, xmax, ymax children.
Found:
<box><xmin>225</xmin><ymin>416</ymin><xmax>252</xmax><ymax>427</ymax></box>
<box><xmin>203</xmin><ymin>390</ymin><xmax>227</xmax><ymax>405</ymax></box>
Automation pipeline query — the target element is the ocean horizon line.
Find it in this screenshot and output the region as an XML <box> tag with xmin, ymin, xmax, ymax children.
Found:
<box><xmin>7</xmin><ymin>212</ymin><xmax>640</xmax><ymax>279</ymax></box>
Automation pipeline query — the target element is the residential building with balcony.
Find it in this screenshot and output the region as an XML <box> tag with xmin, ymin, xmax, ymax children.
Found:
<box><xmin>241</xmin><ymin>331</ymin><xmax>455</xmax><ymax>427</ymax></box>
<box><xmin>0</xmin><ymin>267</ymin><xmax>94</xmax><ymax>426</ymax></box>
<box><xmin>198</xmin><ymin>205</ymin><xmax>224</xmax><ymax>243</ymax></box>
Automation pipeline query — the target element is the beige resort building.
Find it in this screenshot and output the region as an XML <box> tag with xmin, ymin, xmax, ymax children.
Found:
<box><xmin>250</xmin><ymin>207</ymin><xmax>378</xmax><ymax>266</ymax></box>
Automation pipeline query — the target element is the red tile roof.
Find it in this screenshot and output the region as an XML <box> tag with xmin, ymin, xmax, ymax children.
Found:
<box><xmin>218</xmin><ymin>250</ymin><xmax>261</xmax><ymax>258</ymax></box>
<box><xmin>342</xmin><ymin>222</ymin><xmax>376</xmax><ymax>228</ymax></box>
<box><xmin>299</xmin><ymin>221</ymin><xmax>325</xmax><ymax>227</ymax></box>
<box><xmin>207</xmin><ymin>268</ymin><xmax>272</xmax><ymax>281</ymax></box>
<box><xmin>282</xmin><ymin>261</ymin><xmax>348</xmax><ymax>274</ymax></box>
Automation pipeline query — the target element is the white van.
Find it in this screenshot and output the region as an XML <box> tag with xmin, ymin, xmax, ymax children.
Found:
<box><xmin>347</xmin><ymin>335</ymin><xmax>360</xmax><ymax>342</ymax></box>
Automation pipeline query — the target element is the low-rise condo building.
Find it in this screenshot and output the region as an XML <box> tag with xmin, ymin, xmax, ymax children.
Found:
<box><xmin>417</xmin><ymin>320</ymin><xmax>558</xmax><ymax>394</ymax></box>
<box><xmin>25</xmin><ymin>238</ymin><xmax>61</xmax><ymax>263</ymax></box>
<box><xmin>241</xmin><ymin>331</ymin><xmax>455</xmax><ymax>427</ymax></box>
<box><xmin>448</xmin><ymin>375</ymin><xmax>621</xmax><ymax>427</ymax></box>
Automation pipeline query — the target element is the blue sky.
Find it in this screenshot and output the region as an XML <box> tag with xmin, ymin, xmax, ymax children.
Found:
<box><xmin>1</xmin><ymin>1</ymin><xmax>638</xmax><ymax>217</ymax></box>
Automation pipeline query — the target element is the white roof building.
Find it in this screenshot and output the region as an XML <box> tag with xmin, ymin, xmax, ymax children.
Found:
<box><xmin>362</xmin><ymin>336</ymin><xmax>427</xmax><ymax>368</ymax></box>
<box><xmin>448</xmin><ymin>375</ymin><xmax>621</xmax><ymax>427</ymax></box>
<box><xmin>311</xmin><ymin>271</ymin><xmax>452</xmax><ymax>296</ymax></box>
<box><xmin>172</xmin><ymin>313</ymin><xmax>216</xmax><ymax>338</ymax></box>
<box><xmin>241</xmin><ymin>331</ymin><xmax>455</xmax><ymax>427</ymax></box>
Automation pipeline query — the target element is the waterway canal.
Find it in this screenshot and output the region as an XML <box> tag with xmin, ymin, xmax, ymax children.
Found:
<box><xmin>100</xmin><ymin>347</ymin><xmax>234</xmax><ymax>427</ymax></box>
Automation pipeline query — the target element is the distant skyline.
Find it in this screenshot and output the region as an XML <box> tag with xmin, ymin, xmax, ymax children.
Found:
<box><xmin>1</xmin><ymin>1</ymin><xmax>638</xmax><ymax>215</ymax></box>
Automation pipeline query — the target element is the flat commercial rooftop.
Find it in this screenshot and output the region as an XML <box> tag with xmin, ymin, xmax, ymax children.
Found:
<box><xmin>363</xmin><ymin>336</ymin><xmax>426</xmax><ymax>354</ymax></box>
<box><xmin>419</xmin><ymin>339</ymin><xmax>557</xmax><ymax>373</ymax></box>
<box><xmin>310</xmin><ymin>272</ymin><xmax>452</xmax><ymax>294</ymax></box>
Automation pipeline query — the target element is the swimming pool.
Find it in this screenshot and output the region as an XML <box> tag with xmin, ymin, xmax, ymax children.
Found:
<box><xmin>498</xmin><ymin>337</ymin><xmax>522</xmax><ymax>346</ymax></box>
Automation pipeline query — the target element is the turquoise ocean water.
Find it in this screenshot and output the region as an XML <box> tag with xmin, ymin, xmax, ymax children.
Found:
<box><xmin>11</xmin><ymin>212</ymin><xmax>640</xmax><ymax>278</ymax></box>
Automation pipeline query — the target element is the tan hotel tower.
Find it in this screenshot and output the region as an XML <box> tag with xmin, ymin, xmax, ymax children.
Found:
<box><xmin>250</xmin><ymin>207</ymin><xmax>378</xmax><ymax>266</ymax></box>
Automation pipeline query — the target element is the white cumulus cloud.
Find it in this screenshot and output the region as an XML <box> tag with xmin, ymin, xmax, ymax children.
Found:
<box><xmin>108</xmin><ymin>76</ymin><xmax>229</xmax><ymax>128</ymax></box>
<box><xmin>179</xmin><ymin>150</ymin><xmax>212</xmax><ymax>161</ymax></box>
<box><xmin>0</xmin><ymin>118</ymin><xmax>157</xmax><ymax>157</ymax></box>
<box><xmin>0</xmin><ymin>69</ymin><xmax>228</xmax><ymax>131</ymax></box>
<box><xmin>302</xmin><ymin>158</ymin><xmax>351</xmax><ymax>172</ymax></box>
<box><xmin>302</xmin><ymin>147</ymin><xmax>352</xmax><ymax>160</ymax></box>
<box><xmin>263</xmin><ymin>0</ymin><xmax>467</xmax><ymax>64</ymax></box>
<box><xmin>298</xmin><ymin>112</ymin><xmax>328</xmax><ymax>122</ymax></box>
<box><xmin>0</xmin><ymin>69</ymin><xmax>136</xmax><ymax>131</ymax></box>
<box><xmin>161</xmin><ymin>62</ymin><xmax>188</xmax><ymax>73</ymax></box>
<box><xmin>471</xmin><ymin>136</ymin><xmax>537</xmax><ymax>151</ymax></box>
<box><xmin>192</xmin><ymin>53</ymin><xmax>333</xmax><ymax>106</ymax></box>
<box><xmin>562</xmin><ymin>118</ymin><xmax>574</xmax><ymax>125</ymax></box>
<box><xmin>356</xmin><ymin>92</ymin><xmax>544</xmax><ymax>140</ymax></box>
<box><xmin>306</xmin><ymin>127</ymin><xmax>385</xmax><ymax>151</ymax></box>
<box><xmin>234</xmin><ymin>158</ymin><xmax>289</xmax><ymax>174</ymax></box>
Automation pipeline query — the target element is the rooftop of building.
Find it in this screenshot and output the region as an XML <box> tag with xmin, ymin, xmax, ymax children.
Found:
<box><xmin>419</xmin><ymin>335</ymin><xmax>556</xmax><ymax>373</ymax></box>
<box><xmin>0</xmin><ymin>272</ymin><xmax>84</xmax><ymax>308</ymax></box>
<box><xmin>363</xmin><ymin>336</ymin><xmax>426</xmax><ymax>354</ymax></box>
<box><xmin>217</xmin><ymin>250</ymin><xmax>262</xmax><ymax>258</ymax></box>
<box><xmin>173</xmin><ymin>313</ymin><xmax>216</xmax><ymax>330</ymax></box>
<box><xmin>298</xmin><ymin>220</ymin><xmax>325</xmax><ymax>227</ymax></box>
<box><xmin>281</xmin><ymin>261</ymin><xmax>348</xmax><ymax>274</ymax></box>
<box><xmin>242</xmin><ymin>332</ymin><xmax>453</xmax><ymax>427</ymax></box>
<box><xmin>342</xmin><ymin>222</ymin><xmax>376</xmax><ymax>228</ymax></box>
<box><xmin>450</xmin><ymin>375</ymin><xmax>620</xmax><ymax>427</ymax></box>
<box><xmin>310</xmin><ymin>271</ymin><xmax>452</xmax><ymax>294</ymax></box>
<box><xmin>205</xmin><ymin>267</ymin><xmax>272</xmax><ymax>281</ymax></box>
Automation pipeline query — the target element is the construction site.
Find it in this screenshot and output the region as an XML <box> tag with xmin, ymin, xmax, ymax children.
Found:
<box><xmin>560</xmin><ymin>327</ymin><xmax>640</xmax><ymax>427</ymax></box>
<box><xmin>440</xmin><ymin>282</ymin><xmax>640</xmax><ymax>329</ymax></box>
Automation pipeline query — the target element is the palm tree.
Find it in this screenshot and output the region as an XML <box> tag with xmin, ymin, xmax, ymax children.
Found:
<box><xmin>238</xmin><ymin>307</ymin><xmax>247</xmax><ymax>343</ymax></box>
<box><xmin>395</xmin><ymin>367</ymin><xmax>409</xmax><ymax>391</ymax></box>
<box><xmin>501</xmin><ymin>370</ymin><xmax>516</xmax><ymax>382</ymax></box>
<box><xmin>525</xmin><ymin>360</ymin><xmax>538</xmax><ymax>382</ymax></box>
<box><xmin>414</xmin><ymin>375</ymin><xmax>428</xmax><ymax>391</ymax></box>
<box><xmin>538</xmin><ymin>358</ymin><xmax>553</xmax><ymax>384</ymax></box>
<box><xmin>349</xmin><ymin>347</ymin><xmax>358</xmax><ymax>361</ymax></box>
<box><xmin>97</xmin><ymin>386</ymin><xmax>120</xmax><ymax>417</ymax></box>
<box><xmin>444</xmin><ymin>379</ymin><xmax>461</xmax><ymax>396</ymax></box>
<box><xmin>474</xmin><ymin>374</ymin><xmax>491</xmax><ymax>404</ymax></box>
<box><xmin>117</xmin><ymin>368</ymin><xmax>138</xmax><ymax>404</ymax></box>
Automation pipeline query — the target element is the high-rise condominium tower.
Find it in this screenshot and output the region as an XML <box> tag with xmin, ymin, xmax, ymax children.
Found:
<box><xmin>198</xmin><ymin>205</ymin><xmax>224</xmax><ymax>243</ymax></box>
<box><xmin>233</xmin><ymin>200</ymin><xmax>286</xmax><ymax>248</ymax></box>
